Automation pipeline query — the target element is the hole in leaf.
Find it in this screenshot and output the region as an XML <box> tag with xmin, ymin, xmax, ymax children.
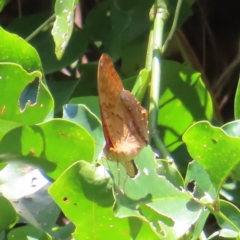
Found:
<box><xmin>19</xmin><ymin>77</ymin><xmax>40</xmax><ymax>111</ymax></box>
<box><xmin>187</xmin><ymin>180</ymin><xmax>196</xmax><ymax>193</ymax></box>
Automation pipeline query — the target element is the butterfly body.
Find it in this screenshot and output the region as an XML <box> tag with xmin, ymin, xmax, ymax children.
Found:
<box><xmin>97</xmin><ymin>54</ymin><xmax>148</xmax><ymax>177</ymax></box>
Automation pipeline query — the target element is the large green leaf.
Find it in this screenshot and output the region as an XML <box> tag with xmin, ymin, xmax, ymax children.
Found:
<box><xmin>107</xmin><ymin>147</ymin><xmax>203</xmax><ymax>239</ymax></box>
<box><xmin>48</xmin><ymin>161</ymin><xmax>159</xmax><ymax>239</ymax></box>
<box><xmin>0</xmin><ymin>119</ymin><xmax>96</xmax><ymax>180</ymax></box>
<box><xmin>158</xmin><ymin>60</ymin><xmax>214</xmax><ymax>166</ymax></box>
<box><xmin>0</xmin><ymin>27</ymin><xmax>42</xmax><ymax>73</ymax></box>
<box><xmin>84</xmin><ymin>0</ymin><xmax>152</xmax><ymax>59</ymax></box>
<box><xmin>63</xmin><ymin>104</ymin><xmax>105</xmax><ymax>160</ymax></box>
<box><xmin>183</xmin><ymin>121</ymin><xmax>240</xmax><ymax>196</ymax></box>
<box><xmin>0</xmin><ymin>63</ymin><xmax>54</xmax><ymax>139</ymax></box>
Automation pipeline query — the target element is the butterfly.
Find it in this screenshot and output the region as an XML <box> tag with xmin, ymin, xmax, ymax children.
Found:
<box><xmin>97</xmin><ymin>54</ymin><xmax>148</xmax><ymax>177</ymax></box>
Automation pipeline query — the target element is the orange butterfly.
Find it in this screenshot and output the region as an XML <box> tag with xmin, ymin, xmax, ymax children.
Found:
<box><xmin>97</xmin><ymin>54</ymin><xmax>148</xmax><ymax>177</ymax></box>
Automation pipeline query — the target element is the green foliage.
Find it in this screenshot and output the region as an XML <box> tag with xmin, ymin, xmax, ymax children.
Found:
<box><xmin>0</xmin><ymin>0</ymin><xmax>240</xmax><ymax>239</ymax></box>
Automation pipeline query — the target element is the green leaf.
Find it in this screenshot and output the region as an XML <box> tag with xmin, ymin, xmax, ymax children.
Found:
<box><xmin>131</xmin><ymin>69</ymin><xmax>150</xmax><ymax>102</ymax></box>
<box><xmin>0</xmin><ymin>119</ymin><xmax>96</xmax><ymax>180</ymax></box>
<box><xmin>221</xmin><ymin>181</ymin><xmax>240</xmax><ymax>206</ymax></box>
<box><xmin>0</xmin><ymin>0</ymin><xmax>9</xmax><ymax>11</ymax></box>
<box><xmin>107</xmin><ymin>147</ymin><xmax>204</xmax><ymax>239</ymax></box>
<box><xmin>52</xmin><ymin>0</ymin><xmax>78</xmax><ymax>59</ymax></box>
<box><xmin>32</xmin><ymin>28</ymin><xmax>88</xmax><ymax>74</ymax></box>
<box><xmin>69</xmin><ymin>96</ymin><xmax>100</xmax><ymax>119</ymax></box>
<box><xmin>185</xmin><ymin>160</ymin><xmax>217</xmax><ymax>200</ymax></box>
<box><xmin>190</xmin><ymin>209</ymin><xmax>210</xmax><ymax>240</ymax></box>
<box><xmin>156</xmin><ymin>159</ymin><xmax>184</xmax><ymax>189</ymax></box>
<box><xmin>0</xmin><ymin>27</ymin><xmax>42</xmax><ymax>73</ymax></box>
<box><xmin>215</xmin><ymin>200</ymin><xmax>240</xmax><ymax>233</ymax></box>
<box><xmin>166</xmin><ymin>0</ymin><xmax>196</xmax><ymax>32</ymax></box>
<box><xmin>8</xmin><ymin>225</ymin><xmax>52</xmax><ymax>240</ymax></box>
<box><xmin>49</xmin><ymin>161</ymin><xmax>158</xmax><ymax>239</ymax></box>
<box><xmin>158</xmin><ymin>61</ymin><xmax>214</xmax><ymax>158</ymax></box>
<box><xmin>0</xmin><ymin>164</ymin><xmax>48</xmax><ymax>199</ymax></box>
<box><xmin>6</xmin><ymin>13</ymin><xmax>88</xmax><ymax>74</ymax></box>
<box><xmin>47</xmin><ymin>75</ymin><xmax>79</xmax><ymax>114</ymax></box>
<box><xmin>84</xmin><ymin>0</ymin><xmax>152</xmax><ymax>59</ymax></box>
<box><xmin>73</xmin><ymin>63</ymin><xmax>98</xmax><ymax>98</ymax></box>
<box><xmin>63</xmin><ymin>104</ymin><xmax>105</xmax><ymax>160</ymax></box>
<box><xmin>10</xmin><ymin>184</ymin><xmax>59</xmax><ymax>233</ymax></box>
<box><xmin>7</xmin><ymin>13</ymin><xmax>52</xmax><ymax>38</ymax></box>
<box><xmin>0</xmin><ymin>195</ymin><xmax>18</xmax><ymax>232</ymax></box>
<box><xmin>183</xmin><ymin>121</ymin><xmax>240</xmax><ymax>196</ymax></box>
<box><xmin>222</xmin><ymin>120</ymin><xmax>240</xmax><ymax>138</ymax></box>
<box><xmin>219</xmin><ymin>228</ymin><xmax>239</xmax><ymax>238</ymax></box>
<box><xmin>234</xmin><ymin>80</ymin><xmax>240</xmax><ymax>119</ymax></box>
<box><xmin>0</xmin><ymin>63</ymin><xmax>54</xmax><ymax>135</ymax></box>
<box><xmin>222</xmin><ymin>120</ymin><xmax>240</xmax><ymax>181</ymax></box>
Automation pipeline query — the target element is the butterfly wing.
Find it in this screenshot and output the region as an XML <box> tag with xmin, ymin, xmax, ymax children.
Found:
<box><xmin>98</xmin><ymin>54</ymin><xmax>148</xmax><ymax>177</ymax></box>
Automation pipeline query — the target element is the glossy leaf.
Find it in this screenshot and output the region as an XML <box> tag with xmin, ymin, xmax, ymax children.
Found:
<box><xmin>0</xmin><ymin>119</ymin><xmax>95</xmax><ymax>180</ymax></box>
<box><xmin>183</xmin><ymin>121</ymin><xmax>240</xmax><ymax>196</ymax></box>
<box><xmin>158</xmin><ymin>61</ymin><xmax>214</xmax><ymax>160</ymax></box>
<box><xmin>0</xmin><ymin>27</ymin><xmax>42</xmax><ymax>73</ymax></box>
<box><xmin>0</xmin><ymin>63</ymin><xmax>54</xmax><ymax>139</ymax></box>
<box><xmin>48</xmin><ymin>161</ymin><xmax>159</xmax><ymax>239</ymax></box>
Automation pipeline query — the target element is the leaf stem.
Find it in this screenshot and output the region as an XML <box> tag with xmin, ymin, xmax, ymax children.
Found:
<box><xmin>208</xmin><ymin>204</ymin><xmax>240</xmax><ymax>232</ymax></box>
<box><xmin>25</xmin><ymin>14</ymin><xmax>56</xmax><ymax>42</ymax></box>
<box><xmin>147</xmin><ymin>1</ymin><xmax>171</xmax><ymax>159</ymax></box>
<box><xmin>162</xmin><ymin>0</ymin><xmax>182</xmax><ymax>52</ymax></box>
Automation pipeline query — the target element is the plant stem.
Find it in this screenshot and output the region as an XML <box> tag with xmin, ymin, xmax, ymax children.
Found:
<box><xmin>162</xmin><ymin>0</ymin><xmax>182</xmax><ymax>53</ymax></box>
<box><xmin>25</xmin><ymin>14</ymin><xmax>56</xmax><ymax>42</ymax></box>
<box><xmin>147</xmin><ymin>1</ymin><xmax>171</xmax><ymax>159</ymax></box>
<box><xmin>208</xmin><ymin>204</ymin><xmax>240</xmax><ymax>232</ymax></box>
